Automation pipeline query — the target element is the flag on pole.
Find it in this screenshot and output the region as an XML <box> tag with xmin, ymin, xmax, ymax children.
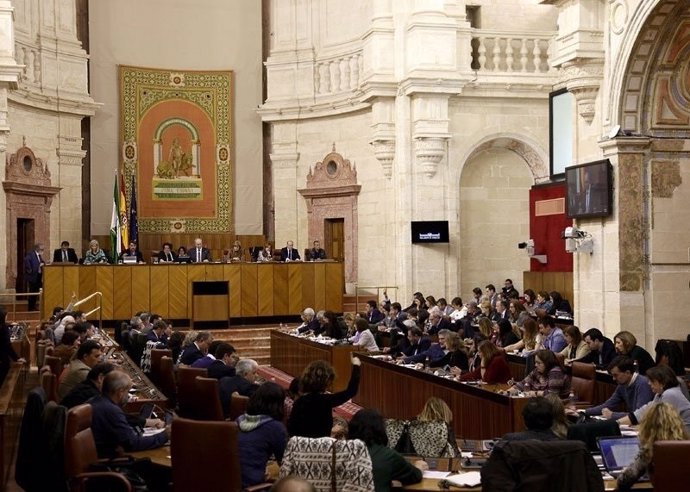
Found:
<box><xmin>119</xmin><ymin>173</ymin><xmax>129</xmax><ymax>251</ymax></box>
<box><xmin>110</xmin><ymin>175</ymin><xmax>121</xmax><ymax>263</ymax></box>
<box><xmin>129</xmin><ymin>175</ymin><xmax>138</xmax><ymax>246</ymax></box>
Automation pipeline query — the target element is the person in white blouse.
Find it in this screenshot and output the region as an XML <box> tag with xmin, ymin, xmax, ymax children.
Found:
<box><xmin>257</xmin><ymin>243</ymin><xmax>274</xmax><ymax>262</ymax></box>
<box><xmin>350</xmin><ymin>318</ymin><xmax>379</xmax><ymax>352</ymax></box>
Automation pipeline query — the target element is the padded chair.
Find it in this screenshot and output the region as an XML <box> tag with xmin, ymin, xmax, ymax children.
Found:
<box><xmin>281</xmin><ymin>436</ymin><xmax>375</xmax><ymax>492</ymax></box>
<box><xmin>41</xmin><ymin>371</ymin><xmax>58</xmax><ymax>402</ymax></box>
<box><xmin>652</xmin><ymin>440</ymin><xmax>690</xmax><ymax>492</ymax></box>
<box><xmin>229</xmin><ymin>394</ymin><xmax>249</xmax><ymax>421</ymax></box>
<box><xmin>176</xmin><ymin>366</ymin><xmax>207</xmax><ymax>418</ymax></box>
<box><xmin>64</xmin><ymin>404</ymin><xmax>132</xmax><ymax>492</ymax></box>
<box><xmin>44</xmin><ymin>355</ymin><xmax>63</xmax><ymax>378</ymax></box>
<box><xmin>149</xmin><ymin>348</ymin><xmax>172</xmax><ymax>385</ymax></box>
<box><xmin>192</xmin><ymin>377</ymin><xmax>225</xmax><ymax>421</ymax></box>
<box><xmin>15</xmin><ymin>387</ymin><xmax>47</xmax><ymax>491</ymax></box>
<box><xmin>570</xmin><ymin>361</ymin><xmax>596</xmax><ymax>407</ymax></box>
<box><xmin>127</xmin><ymin>332</ymin><xmax>148</xmax><ymax>368</ymax></box>
<box><xmin>157</xmin><ymin>356</ymin><xmax>177</xmax><ymax>405</ymax></box>
<box><xmin>171</xmin><ymin>418</ymin><xmax>243</xmax><ymax>492</ymax></box>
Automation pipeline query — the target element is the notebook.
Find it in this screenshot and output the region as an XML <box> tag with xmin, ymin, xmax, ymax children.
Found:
<box><xmin>597</xmin><ymin>436</ymin><xmax>640</xmax><ymax>477</ymax></box>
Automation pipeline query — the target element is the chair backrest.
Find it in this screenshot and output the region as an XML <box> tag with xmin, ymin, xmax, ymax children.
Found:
<box><xmin>652</xmin><ymin>440</ymin><xmax>690</xmax><ymax>491</ymax></box>
<box><xmin>158</xmin><ymin>356</ymin><xmax>177</xmax><ymax>403</ymax></box>
<box><xmin>44</xmin><ymin>355</ymin><xmax>62</xmax><ymax>378</ymax></box>
<box><xmin>481</xmin><ymin>439</ymin><xmax>604</xmax><ymax>492</ymax></box>
<box><xmin>41</xmin><ymin>371</ymin><xmax>58</xmax><ymax>402</ymax></box>
<box><xmin>150</xmin><ymin>348</ymin><xmax>172</xmax><ymax>384</ymax></box>
<box><xmin>280</xmin><ymin>436</ymin><xmax>374</xmax><ymax>492</ymax></box>
<box><xmin>193</xmin><ymin>377</ymin><xmax>225</xmax><ymax>421</ymax></box>
<box><xmin>566</xmin><ymin>419</ymin><xmax>621</xmax><ymax>452</ymax></box>
<box><xmin>171</xmin><ymin>418</ymin><xmax>243</xmax><ymax>492</ymax></box>
<box><xmin>15</xmin><ymin>387</ymin><xmax>47</xmax><ymax>491</ymax></box>
<box><xmin>176</xmin><ymin>366</ymin><xmax>207</xmax><ymax>418</ymax></box>
<box><xmin>64</xmin><ymin>404</ymin><xmax>99</xmax><ymax>478</ymax></box>
<box><xmin>570</xmin><ymin>361</ymin><xmax>596</xmax><ymax>405</ymax></box>
<box><xmin>229</xmin><ymin>394</ymin><xmax>249</xmax><ymax>421</ymax></box>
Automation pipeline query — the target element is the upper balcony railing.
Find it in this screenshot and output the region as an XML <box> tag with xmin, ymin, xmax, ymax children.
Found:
<box><xmin>470</xmin><ymin>29</ymin><xmax>555</xmax><ymax>74</ymax></box>
<box><xmin>262</xmin><ymin>28</ymin><xmax>557</xmax><ymax>119</ymax></box>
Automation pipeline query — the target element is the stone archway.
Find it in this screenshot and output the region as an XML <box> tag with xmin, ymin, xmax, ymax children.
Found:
<box><xmin>458</xmin><ymin>136</ymin><xmax>540</xmax><ymax>297</ymax></box>
<box><xmin>605</xmin><ymin>0</ymin><xmax>690</xmax><ymax>344</ymax></box>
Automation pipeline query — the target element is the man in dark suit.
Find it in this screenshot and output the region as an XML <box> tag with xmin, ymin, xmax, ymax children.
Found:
<box><xmin>492</xmin><ymin>299</ymin><xmax>510</xmax><ymax>322</ymax></box>
<box><xmin>207</xmin><ymin>343</ymin><xmax>238</xmax><ymax>380</ymax></box>
<box><xmin>119</xmin><ymin>241</ymin><xmax>144</xmax><ymax>263</ymax></box>
<box><xmin>23</xmin><ymin>243</ymin><xmax>46</xmax><ymax>311</ymax></box>
<box><xmin>90</xmin><ymin>371</ymin><xmax>169</xmax><ymax>458</ymax></box>
<box><xmin>179</xmin><ymin>331</ymin><xmax>212</xmax><ymax>365</ymax></box>
<box><xmin>190</xmin><ymin>237</ymin><xmax>212</xmax><ymax>263</ymax></box>
<box><xmin>307</xmin><ymin>240</ymin><xmax>327</xmax><ymax>260</ymax></box>
<box><xmin>366</xmin><ymin>300</ymin><xmax>385</xmax><ymax>324</ymax></box>
<box><xmin>280</xmin><ymin>240</ymin><xmax>301</xmax><ymax>262</ymax></box>
<box><xmin>579</xmin><ymin>328</ymin><xmax>616</xmax><ymax>369</ymax></box>
<box><xmin>400</xmin><ymin>327</ymin><xmax>431</xmax><ymax>359</ymax></box>
<box><xmin>296</xmin><ymin>307</ymin><xmax>320</xmax><ymax>334</ymax></box>
<box><xmin>52</xmin><ymin>241</ymin><xmax>79</xmax><ymax>264</ymax></box>
<box><xmin>219</xmin><ymin>359</ymin><xmax>260</xmax><ymax>417</ymax></box>
<box><xmin>156</xmin><ymin>242</ymin><xmax>177</xmax><ymax>263</ymax></box>
<box><xmin>427</xmin><ymin>307</ymin><xmax>451</xmax><ymax>336</ymax></box>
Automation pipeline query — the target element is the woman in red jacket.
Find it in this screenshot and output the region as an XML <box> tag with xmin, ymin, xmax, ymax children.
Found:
<box><xmin>455</xmin><ymin>340</ymin><xmax>511</xmax><ymax>384</ymax></box>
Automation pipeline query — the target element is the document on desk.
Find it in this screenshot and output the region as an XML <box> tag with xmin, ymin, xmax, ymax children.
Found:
<box><xmin>143</xmin><ymin>427</ymin><xmax>166</xmax><ymax>437</ymax></box>
<box><xmin>422</xmin><ymin>471</ymin><xmax>450</xmax><ymax>479</ymax></box>
<box><xmin>444</xmin><ymin>471</ymin><xmax>481</xmax><ymax>487</ymax></box>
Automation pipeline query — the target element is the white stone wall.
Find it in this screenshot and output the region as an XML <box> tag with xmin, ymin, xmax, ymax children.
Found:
<box><xmin>88</xmin><ymin>0</ymin><xmax>263</xmax><ymax>235</ymax></box>
<box><xmin>0</xmin><ymin>0</ymin><xmax>93</xmax><ymax>290</ymax></box>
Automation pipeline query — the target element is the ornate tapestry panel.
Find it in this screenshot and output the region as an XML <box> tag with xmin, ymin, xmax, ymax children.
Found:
<box><xmin>119</xmin><ymin>66</ymin><xmax>233</xmax><ymax>233</ymax></box>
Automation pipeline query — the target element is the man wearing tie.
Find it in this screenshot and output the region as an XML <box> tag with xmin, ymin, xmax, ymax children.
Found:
<box><xmin>190</xmin><ymin>238</ymin><xmax>212</xmax><ymax>263</ymax></box>
<box><xmin>52</xmin><ymin>241</ymin><xmax>79</xmax><ymax>264</ymax></box>
<box><xmin>157</xmin><ymin>242</ymin><xmax>178</xmax><ymax>263</ymax></box>
<box><xmin>280</xmin><ymin>240</ymin><xmax>301</xmax><ymax>262</ymax></box>
<box><xmin>24</xmin><ymin>243</ymin><xmax>46</xmax><ymax>311</ymax></box>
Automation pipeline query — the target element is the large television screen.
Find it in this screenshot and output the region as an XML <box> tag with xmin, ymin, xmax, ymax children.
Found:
<box><xmin>550</xmin><ymin>89</ymin><xmax>574</xmax><ymax>177</ymax></box>
<box><xmin>566</xmin><ymin>159</ymin><xmax>612</xmax><ymax>219</ymax></box>
<box><xmin>411</xmin><ymin>221</ymin><xmax>449</xmax><ymax>244</ymax></box>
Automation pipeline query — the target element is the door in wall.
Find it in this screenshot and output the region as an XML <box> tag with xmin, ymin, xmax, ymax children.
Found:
<box><xmin>16</xmin><ymin>218</ymin><xmax>35</xmax><ymax>293</ymax></box>
<box><xmin>324</xmin><ymin>218</ymin><xmax>344</xmax><ymax>262</ymax></box>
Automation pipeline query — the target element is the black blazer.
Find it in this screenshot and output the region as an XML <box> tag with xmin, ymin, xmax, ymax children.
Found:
<box><xmin>190</xmin><ymin>247</ymin><xmax>212</xmax><ymax>263</ymax></box>
<box><xmin>403</xmin><ymin>337</ymin><xmax>431</xmax><ymax>357</ymax></box>
<box><xmin>119</xmin><ymin>250</ymin><xmax>144</xmax><ymax>263</ymax></box>
<box><xmin>157</xmin><ymin>250</ymin><xmax>178</xmax><ymax>262</ymax></box>
<box><xmin>280</xmin><ymin>247</ymin><xmax>301</xmax><ymax>261</ymax></box>
<box><xmin>53</xmin><ymin>248</ymin><xmax>79</xmax><ymax>264</ymax></box>
<box><xmin>207</xmin><ymin>360</ymin><xmax>236</xmax><ymax>380</ymax></box>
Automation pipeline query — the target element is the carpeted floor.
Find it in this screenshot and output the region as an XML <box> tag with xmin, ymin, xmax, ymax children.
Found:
<box><xmin>257</xmin><ymin>365</ymin><xmax>362</xmax><ymax>420</ymax></box>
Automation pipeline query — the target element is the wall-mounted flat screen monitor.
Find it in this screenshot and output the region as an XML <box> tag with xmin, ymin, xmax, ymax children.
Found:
<box><xmin>550</xmin><ymin>89</ymin><xmax>574</xmax><ymax>177</ymax></box>
<box><xmin>565</xmin><ymin>159</ymin><xmax>613</xmax><ymax>219</ymax></box>
<box><xmin>411</xmin><ymin>221</ymin><xmax>449</xmax><ymax>244</ymax></box>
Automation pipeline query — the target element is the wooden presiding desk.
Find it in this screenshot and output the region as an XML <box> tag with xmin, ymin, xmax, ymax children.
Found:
<box><xmin>355</xmin><ymin>355</ymin><xmax>530</xmax><ymax>440</ymax></box>
<box><xmin>42</xmin><ymin>262</ymin><xmax>343</xmax><ymax>321</ymax></box>
<box><xmin>270</xmin><ymin>330</ymin><xmax>356</xmax><ymax>392</ymax></box>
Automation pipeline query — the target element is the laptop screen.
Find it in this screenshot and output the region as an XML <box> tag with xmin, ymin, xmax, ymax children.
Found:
<box><xmin>597</xmin><ymin>436</ymin><xmax>640</xmax><ymax>473</ymax></box>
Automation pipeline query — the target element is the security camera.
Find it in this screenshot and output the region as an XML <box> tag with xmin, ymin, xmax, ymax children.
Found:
<box><xmin>562</xmin><ymin>227</ymin><xmax>584</xmax><ymax>239</ymax></box>
<box><xmin>517</xmin><ymin>239</ymin><xmax>534</xmax><ymax>250</ymax></box>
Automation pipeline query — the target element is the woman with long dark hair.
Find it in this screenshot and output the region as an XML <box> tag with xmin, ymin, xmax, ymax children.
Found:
<box><xmin>349</xmin><ymin>409</ymin><xmax>424</xmax><ymax>492</ymax></box>
<box><xmin>508</xmin><ymin>349</ymin><xmax>570</xmax><ymax>398</ymax></box>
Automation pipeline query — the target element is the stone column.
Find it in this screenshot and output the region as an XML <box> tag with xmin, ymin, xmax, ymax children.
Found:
<box><xmin>269</xmin><ymin>123</ymin><xmax>300</xmax><ymax>248</ymax></box>
<box><xmin>595</xmin><ymin>136</ymin><xmax>650</xmax><ymax>341</ymax></box>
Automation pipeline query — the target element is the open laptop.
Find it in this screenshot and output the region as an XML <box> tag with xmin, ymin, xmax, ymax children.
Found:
<box><xmin>597</xmin><ymin>436</ymin><xmax>641</xmax><ymax>478</ymax></box>
<box><xmin>122</xmin><ymin>255</ymin><xmax>138</xmax><ymax>264</ymax></box>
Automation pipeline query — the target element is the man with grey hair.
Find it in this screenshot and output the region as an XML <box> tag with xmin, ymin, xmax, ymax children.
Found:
<box><xmin>426</xmin><ymin>306</ymin><xmax>451</xmax><ymax>336</ymax></box>
<box><xmin>190</xmin><ymin>237</ymin><xmax>211</xmax><ymax>263</ymax></box>
<box><xmin>296</xmin><ymin>307</ymin><xmax>320</xmax><ymax>334</ymax></box>
<box><xmin>179</xmin><ymin>331</ymin><xmax>213</xmax><ymax>366</ymax></box>
<box><xmin>218</xmin><ymin>359</ymin><xmax>260</xmax><ymax>417</ymax></box>
<box><xmin>90</xmin><ymin>371</ymin><xmax>169</xmax><ymax>458</ymax></box>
